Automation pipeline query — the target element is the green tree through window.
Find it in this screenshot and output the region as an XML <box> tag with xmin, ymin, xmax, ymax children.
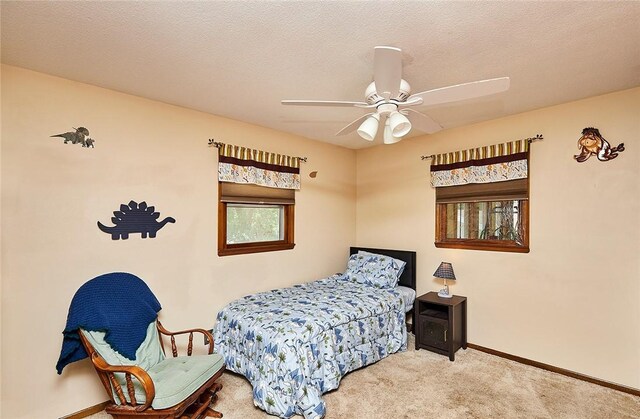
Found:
<box><xmin>218</xmin><ymin>182</ymin><xmax>295</xmax><ymax>256</ymax></box>
<box><xmin>226</xmin><ymin>204</ymin><xmax>283</xmax><ymax>244</ymax></box>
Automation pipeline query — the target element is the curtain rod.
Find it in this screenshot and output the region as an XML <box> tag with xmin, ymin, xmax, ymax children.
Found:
<box><xmin>208</xmin><ymin>139</ymin><xmax>307</xmax><ymax>162</ymax></box>
<box><xmin>420</xmin><ymin>134</ymin><xmax>544</xmax><ymax>160</ymax></box>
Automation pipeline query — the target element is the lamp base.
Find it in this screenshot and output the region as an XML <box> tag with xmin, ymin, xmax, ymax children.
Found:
<box><xmin>437</xmin><ymin>289</ymin><xmax>453</xmax><ymax>299</ymax></box>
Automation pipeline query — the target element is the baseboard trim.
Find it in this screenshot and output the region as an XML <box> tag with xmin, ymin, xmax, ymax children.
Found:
<box><xmin>60</xmin><ymin>401</ymin><xmax>110</xmax><ymax>419</ymax></box>
<box><xmin>467</xmin><ymin>343</ymin><xmax>640</xmax><ymax>397</ymax></box>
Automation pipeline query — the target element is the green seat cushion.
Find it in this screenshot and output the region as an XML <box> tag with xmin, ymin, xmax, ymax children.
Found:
<box><xmin>82</xmin><ymin>322</ymin><xmax>224</xmax><ymax>410</ymax></box>
<box><xmin>145</xmin><ymin>353</ymin><xmax>224</xmax><ymax>409</ymax></box>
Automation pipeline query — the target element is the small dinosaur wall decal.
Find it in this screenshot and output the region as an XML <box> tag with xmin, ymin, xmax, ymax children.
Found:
<box><xmin>50</xmin><ymin>127</ymin><xmax>95</xmax><ymax>148</ymax></box>
<box><xmin>97</xmin><ymin>201</ymin><xmax>175</xmax><ymax>240</ymax></box>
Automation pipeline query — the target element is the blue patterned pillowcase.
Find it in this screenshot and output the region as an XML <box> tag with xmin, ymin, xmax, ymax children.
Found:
<box><xmin>358</xmin><ymin>251</ymin><xmax>406</xmax><ymax>279</ymax></box>
<box><xmin>344</xmin><ymin>252</ymin><xmax>406</xmax><ymax>288</ymax></box>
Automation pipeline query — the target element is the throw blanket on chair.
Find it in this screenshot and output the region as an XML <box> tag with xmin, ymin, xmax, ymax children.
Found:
<box><xmin>56</xmin><ymin>272</ymin><xmax>162</xmax><ymax>374</ymax></box>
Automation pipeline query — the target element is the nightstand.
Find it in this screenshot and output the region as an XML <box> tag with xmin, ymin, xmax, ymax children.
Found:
<box><xmin>414</xmin><ymin>291</ymin><xmax>467</xmax><ymax>361</ymax></box>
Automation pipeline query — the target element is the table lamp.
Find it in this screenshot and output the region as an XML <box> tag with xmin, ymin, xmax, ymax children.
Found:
<box><xmin>434</xmin><ymin>262</ymin><xmax>456</xmax><ymax>299</ymax></box>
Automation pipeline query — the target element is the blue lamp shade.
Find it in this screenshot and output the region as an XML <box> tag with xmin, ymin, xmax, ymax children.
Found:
<box><xmin>433</xmin><ymin>262</ymin><xmax>456</xmax><ymax>281</ymax></box>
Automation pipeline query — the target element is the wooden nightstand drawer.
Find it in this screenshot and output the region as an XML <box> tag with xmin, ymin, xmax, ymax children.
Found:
<box><xmin>418</xmin><ymin>317</ymin><xmax>448</xmax><ymax>350</ymax></box>
<box><xmin>414</xmin><ymin>292</ymin><xmax>467</xmax><ymax>361</ymax></box>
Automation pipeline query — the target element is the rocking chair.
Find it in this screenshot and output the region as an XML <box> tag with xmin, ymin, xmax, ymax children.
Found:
<box><xmin>80</xmin><ymin>320</ymin><xmax>224</xmax><ymax>419</ymax></box>
<box><xmin>58</xmin><ymin>272</ymin><xmax>224</xmax><ymax>419</ymax></box>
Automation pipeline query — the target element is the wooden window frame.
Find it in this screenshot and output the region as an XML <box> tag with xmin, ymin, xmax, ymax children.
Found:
<box><xmin>435</xmin><ymin>200</ymin><xmax>529</xmax><ymax>253</ymax></box>
<box><xmin>434</xmin><ymin>176</ymin><xmax>530</xmax><ymax>253</ymax></box>
<box><xmin>432</xmin><ymin>148</ymin><xmax>531</xmax><ymax>253</ymax></box>
<box><xmin>218</xmin><ymin>186</ymin><xmax>295</xmax><ymax>257</ymax></box>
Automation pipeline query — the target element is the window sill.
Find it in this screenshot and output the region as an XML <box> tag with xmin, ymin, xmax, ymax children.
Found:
<box><xmin>435</xmin><ymin>241</ymin><xmax>529</xmax><ymax>253</ymax></box>
<box><xmin>218</xmin><ymin>242</ymin><xmax>295</xmax><ymax>256</ymax></box>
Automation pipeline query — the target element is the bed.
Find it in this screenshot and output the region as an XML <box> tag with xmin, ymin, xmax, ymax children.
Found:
<box><xmin>213</xmin><ymin>247</ymin><xmax>417</xmax><ymax>418</ymax></box>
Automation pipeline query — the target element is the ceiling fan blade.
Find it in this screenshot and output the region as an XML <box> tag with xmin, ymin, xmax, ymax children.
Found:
<box><xmin>374</xmin><ymin>46</ymin><xmax>402</xmax><ymax>99</ymax></box>
<box><xmin>409</xmin><ymin>77</ymin><xmax>510</xmax><ymax>107</ymax></box>
<box><xmin>335</xmin><ymin>113</ymin><xmax>375</xmax><ymax>136</ymax></box>
<box><xmin>397</xmin><ymin>96</ymin><xmax>423</xmax><ymax>107</ymax></box>
<box><xmin>402</xmin><ymin>109</ymin><xmax>443</xmax><ymax>134</ymax></box>
<box><xmin>281</xmin><ymin>100</ymin><xmax>368</xmax><ymax>107</ymax></box>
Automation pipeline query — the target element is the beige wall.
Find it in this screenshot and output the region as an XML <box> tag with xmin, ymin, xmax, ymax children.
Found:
<box><xmin>0</xmin><ymin>65</ymin><xmax>356</xmax><ymax>418</ymax></box>
<box><xmin>356</xmin><ymin>87</ymin><xmax>640</xmax><ymax>389</ymax></box>
<box><xmin>1</xmin><ymin>64</ymin><xmax>638</xmax><ymax>418</ymax></box>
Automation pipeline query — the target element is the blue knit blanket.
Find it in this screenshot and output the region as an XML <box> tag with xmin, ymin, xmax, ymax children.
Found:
<box><xmin>56</xmin><ymin>272</ymin><xmax>162</xmax><ymax>374</ymax></box>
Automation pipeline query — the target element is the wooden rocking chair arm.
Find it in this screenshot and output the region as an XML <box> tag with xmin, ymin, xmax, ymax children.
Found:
<box><xmin>156</xmin><ymin>321</ymin><xmax>215</xmax><ymax>354</ymax></box>
<box><xmin>90</xmin><ymin>353</ymin><xmax>156</xmax><ymax>410</ymax></box>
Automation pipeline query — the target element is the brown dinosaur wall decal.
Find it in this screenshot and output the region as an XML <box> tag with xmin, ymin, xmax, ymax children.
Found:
<box><xmin>97</xmin><ymin>201</ymin><xmax>175</xmax><ymax>240</ymax></box>
<box><xmin>574</xmin><ymin>127</ymin><xmax>625</xmax><ymax>162</ymax></box>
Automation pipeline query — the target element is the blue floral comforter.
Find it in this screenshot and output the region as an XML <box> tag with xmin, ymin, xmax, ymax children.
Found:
<box><xmin>213</xmin><ymin>274</ymin><xmax>407</xmax><ymax>418</ymax></box>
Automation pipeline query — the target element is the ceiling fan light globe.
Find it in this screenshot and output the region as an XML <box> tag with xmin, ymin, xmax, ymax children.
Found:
<box><xmin>389</xmin><ymin>111</ymin><xmax>411</xmax><ymax>137</ymax></box>
<box><xmin>357</xmin><ymin>114</ymin><xmax>380</xmax><ymax>141</ymax></box>
<box><xmin>384</xmin><ymin>131</ymin><xmax>402</xmax><ymax>144</ymax></box>
<box><xmin>383</xmin><ymin>120</ymin><xmax>401</xmax><ymax>144</ymax></box>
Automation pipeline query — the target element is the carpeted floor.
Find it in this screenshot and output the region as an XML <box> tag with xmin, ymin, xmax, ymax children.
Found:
<box><xmin>87</xmin><ymin>335</ymin><xmax>640</xmax><ymax>419</ymax></box>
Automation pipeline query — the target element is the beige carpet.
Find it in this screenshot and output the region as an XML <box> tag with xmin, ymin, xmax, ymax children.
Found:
<box><xmin>87</xmin><ymin>335</ymin><xmax>640</xmax><ymax>419</ymax></box>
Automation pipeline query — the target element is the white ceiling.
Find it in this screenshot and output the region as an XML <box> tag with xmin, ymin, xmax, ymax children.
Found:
<box><xmin>2</xmin><ymin>1</ymin><xmax>639</xmax><ymax>149</ymax></box>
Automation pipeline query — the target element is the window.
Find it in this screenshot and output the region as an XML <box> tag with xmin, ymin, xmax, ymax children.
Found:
<box><xmin>226</xmin><ymin>204</ymin><xmax>284</xmax><ymax>244</ymax></box>
<box><xmin>218</xmin><ymin>182</ymin><xmax>295</xmax><ymax>256</ymax></box>
<box><xmin>435</xmin><ymin>179</ymin><xmax>529</xmax><ymax>253</ymax></box>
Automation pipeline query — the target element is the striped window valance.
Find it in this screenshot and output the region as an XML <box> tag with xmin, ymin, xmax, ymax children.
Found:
<box><xmin>431</xmin><ymin>139</ymin><xmax>529</xmax><ymax>187</ymax></box>
<box><xmin>218</xmin><ymin>143</ymin><xmax>301</xmax><ymax>190</ymax></box>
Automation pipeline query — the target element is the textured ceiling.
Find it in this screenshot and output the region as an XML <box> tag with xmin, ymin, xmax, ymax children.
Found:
<box><xmin>2</xmin><ymin>1</ymin><xmax>639</xmax><ymax>149</ymax></box>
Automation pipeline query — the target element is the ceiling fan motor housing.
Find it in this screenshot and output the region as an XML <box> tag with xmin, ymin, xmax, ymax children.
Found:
<box><xmin>365</xmin><ymin>79</ymin><xmax>411</xmax><ymax>104</ymax></box>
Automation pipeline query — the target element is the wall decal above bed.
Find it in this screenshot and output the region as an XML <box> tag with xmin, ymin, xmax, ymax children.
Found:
<box><xmin>97</xmin><ymin>201</ymin><xmax>175</xmax><ymax>240</ymax></box>
<box><xmin>50</xmin><ymin>126</ymin><xmax>95</xmax><ymax>148</ymax></box>
<box><xmin>574</xmin><ymin>127</ymin><xmax>624</xmax><ymax>162</ymax></box>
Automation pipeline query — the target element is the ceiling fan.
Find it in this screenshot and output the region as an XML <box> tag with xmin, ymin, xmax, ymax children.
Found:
<box><xmin>282</xmin><ymin>46</ymin><xmax>510</xmax><ymax>144</ymax></box>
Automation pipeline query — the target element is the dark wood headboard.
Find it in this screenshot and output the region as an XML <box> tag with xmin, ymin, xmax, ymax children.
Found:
<box><xmin>349</xmin><ymin>247</ymin><xmax>417</xmax><ymax>291</ymax></box>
